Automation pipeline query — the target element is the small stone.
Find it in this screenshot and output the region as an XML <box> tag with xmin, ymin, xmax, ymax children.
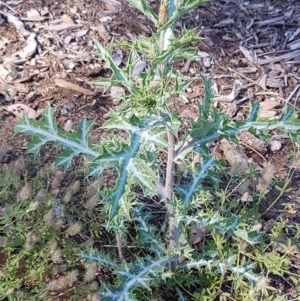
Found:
<box><xmin>27</xmin><ymin>8</ymin><xmax>40</xmax><ymax>18</ymax></box>
<box><xmin>189</xmin><ymin>67</ymin><xmax>196</xmax><ymax>74</ymax></box>
<box><xmin>111</xmin><ymin>53</ymin><xmax>123</xmax><ymax>66</ymax></box>
<box><xmin>132</xmin><ymin>60</ymin><xmax>147</xmax><ymax>76</ymax></box>
<box><xmin>203</xmin><ymin>57</ymin><xmax>211</xmax><ymax>68</ymax></box>
<box><xmin>94</xmin><ymin>24</ymin><xmax>110</xmax><ymax>42</ymax></box>
<box><xmin>270</xmin><ymin>140</ymin><xmax>282</xmax><ymax>151</ymax></box>
<box><xmin>111</xmin><ymin>86</ymin><xmax>125</xmax><ymax>105</ymax></box>
<box><xmin>99</xmin><ymin>16</ymin><xmax>112</xmax><ymax>23</ymax></box>
<box><xmin>64</xmin><ymin>120</ymin><xmax>73</xmax><ymax>132</ymax></box>
<box><xmin>40</xmin><ymin>8</ymin><xmax>49</xmax><ymax>16</ymax></box>
<box><xmin>64</xmin><ymin>35</ymin><xmax>73</xmax><ymax>44</ymax></box>
<box><xmin>66</xmin><ymin>61</ymin><xmax>77</xmax><ymax>69</ymax></box>
<box><xmin>26</xmin><ymin>91</ymin><xmax>37</xmax><ymax>102</ymax></box>
<box><xmin>76</xmin><ymin>29</ymin><xmax>88</xmax><ymax>38</ymax></box>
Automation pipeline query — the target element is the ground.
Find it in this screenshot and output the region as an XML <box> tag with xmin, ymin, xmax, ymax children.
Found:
<box><xmin>0</xmin><ymin>0</ymin><xmax>300</xmax><ymax>300</ymax></box>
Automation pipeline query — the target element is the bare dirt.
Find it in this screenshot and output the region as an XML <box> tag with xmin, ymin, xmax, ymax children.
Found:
<box><xmin>0</xmin><ymin>0</ymin><xmax>300</xmax><ymax>300</ymax></box>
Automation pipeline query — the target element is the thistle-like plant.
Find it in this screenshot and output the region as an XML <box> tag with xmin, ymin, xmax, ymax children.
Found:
<box><xmin>15</xmin><ymin>0</ymin><xmax>300</xmax><ymax>300</ymax></box>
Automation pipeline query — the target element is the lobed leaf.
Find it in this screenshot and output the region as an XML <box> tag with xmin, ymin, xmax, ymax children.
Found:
<box><xmin>100</xmin><ymin>256</ymin><xmax>171</xmax><ymax>301</ymax></box>
<box><xmin>132</xmin><ymin>205</ymin><xmax>166</xmax><ymax>255</ymax></box>
<box><xmin>159</xmin><ymin>0</ymin><xmax>210</xmax><ymax>31</ymax></box>
<box><xmin>79</xmin><ymin>250</ymin><xmax>118</xmax><ymax>270</ymax></box>
<box><xmin>221</xmin><ymin>256</ymin><xmax>262</xmax><ymax>285</ymax></box>
<box><xmin>126</xmin><ymin>0</ymin><xmax>158</xmax><ymax>25</ymax></box>
<box><xmin>15</xmin><ymin>106</ymin><xmax>97</xmax><ymax>168</ymax></box>
<box><xmin>175</xmin><ymin>157</ymin><xmax>216</xmax><ymax>205</ymax></box>
<box><xmin>93</xmin><ymin>40</ymin><xmax>131</xmax><ymax>90</ymax></box>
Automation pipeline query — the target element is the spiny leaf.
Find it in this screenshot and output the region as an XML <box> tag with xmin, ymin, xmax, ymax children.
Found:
<box><xmin>175</xmin><ymin>157</ymin><xmax>216</xmax><ymax>205</ymax></box>
<box><xmin>127</xmin><ymin>158</ymin><xmax>157</xmax><ymax>195</ymax></box>
<box><xmin>233</xmin><ymin>229</ymin><xmax>263</xmax><ymax>245</ymax></box>
<box><xmin>159</xmin><ymin>0</ymin><xmax>210</xmax><ymax>31</ymax></box>
<box><xmin>90</xmin><ymin>133</ymin><xmax>141</xmax><ymax>219</ymax></box>
<box><xmin>93</xmin><ymin>40</ymin><xmax>131</xmax><ymax>90</ymax></box>
<box><xmin>79</xmin><ymin>250</ymin><xmax>118</xmax><ymax>270</ymax></box>
<box><xmin>140</xmin><ymin>126</ymin><xmax>168</xmax><ymax>150</ymax></box>
<box><xmin>15</xmin><ymin>106</ymin><xmax>97</xmax><ymax>168</ymax></box>
<box><xmin>201</xmin><ymin>75</ymin><xmax>213</xmax><ymax>118</ymax></box>
<box><xmin>100</xmin><ymin>256</ymin><xmax>171</xmax><ymax>301</ymax></box>
<box><xmin>247</xmin><ymin>102</ymin><xmax>260</xmax><ymax>122</ymax></box>
<box><xmin>179</xmin><ymin>258</ymin><xmax>214</xmax><ymax>270</ymax></box>
<box><xmin>178</xmin><ymin>211</ymin><xmax>239</xmax><ymax>234</ymax></box>
<box><xmin>176</xmin><ymin>288</ymin><xmax>188</xmax><ymax>301</ymax></box>
<box><xmin>126</xmin><ymin>0</ymin><xmax>158</xmax><ymax>25</ymax></box>
<box><xmin>89</xmin><ymin>113</ymin><xmax>170</xmax><ymax>220</ymax></box>
<box><xmin>153</xmin><ymin>28</ymin><xmax>200</xmax><ymax>64</ymax></box>
<box><xmin>132</xmin><ymin>205</ymin><xmax>166</xmax><ymax>255</ymax></box>
<box><xmin>179</xmin><ymin>99</ymin><xmax>300</xmax><ymax>160</ymax></box>
<box><xmin>221</xmin><ymin>256</ymin><xmax>262</xmax><ymax>285</ymax></box>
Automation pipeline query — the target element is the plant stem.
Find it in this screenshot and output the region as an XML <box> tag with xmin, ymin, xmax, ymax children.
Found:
<box><xmin>158</xmin><ymin>0</ymin><xmax>179</xmax><ymax>270</ymax></box>
<box><xmin>116</xmin><ymin>232</ymin><xmax>125</xmax><ymax>262</ymax></box>
<box><xmin>165</xmin><ymin>129</ymin><xmax>179</xmax><ymax>270</ymax></box>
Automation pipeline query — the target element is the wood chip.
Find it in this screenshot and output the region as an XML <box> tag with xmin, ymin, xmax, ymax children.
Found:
<box><xmin>219</xmin><ymin>138</ymin><xmax>250</xmax><ymax>176</ymax></box>
<box><xmin>214</xmin><ymin>19</ymin><xmax>235</xmax><ymax>27</ymax></box>
<box><xmin>258</xmin><ymin>50</ymin><xmax>300</xmax><ymax>65</ymax></box>
<box><xmin>4</xmin><ymin>103</ymin><xmax>39</xmax><ymax>119</ymax></box>
<box><xmin>44</xmin><ymin>24</ymin><xmax>82</xmax><ymax>32</ymax></box>
<box><xmin>54</xmin><ymin>78</ymin><xmax>94</xmax><ymax>96</ymax></box>
<box><xmin>93</xmin><ymin>24</ymin><xmax>110</xmax><ymax>42</ymax></box>
<box><xmin>15</xmin><ymin>33</ymin><xmax>37</xmax><ymax>60</ymax></box>
<box><xmin>258</xmin><ymin>99</ymin><xmax>283</xmax><ymax>118</ymax></box>
<box><xmin>239</xmin><ymin>46</ymin><xmax>256</xmax><ymax>63</ymax></box>
<box><xmin>238</xmin><ymin>132</ymin><xmax>267</xmax><ymax>153</ymax></box>
<box><xmin>256</xmin><ymin>16</ymin><xmax>285</xmax><ymax>27</ymax></box>
<box><xmin>212</xmin><ymin>80</ymin><xmax>242</xmax><ymax>103</ymax></box>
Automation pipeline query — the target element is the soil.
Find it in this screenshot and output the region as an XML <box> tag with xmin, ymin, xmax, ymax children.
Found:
<box><xmin>0</xmin><ymin>0</ymin><xmax>300</xmax><ymax>300</ymax></box>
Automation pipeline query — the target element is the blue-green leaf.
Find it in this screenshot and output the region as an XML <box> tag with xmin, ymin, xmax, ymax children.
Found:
<box><xmin>176</xmin><ymin>157</ymin><xmax>216</xmax><ymax>205</ymax></box>
<box><xmin>100</xmin><ymin>256</ymin><xmax>171</xmax><ymax>301</ymax></box>
<box><xmin>15</xmin><ymin>106</ymin><xmax>97</xmax><ymax>168</ymax></box>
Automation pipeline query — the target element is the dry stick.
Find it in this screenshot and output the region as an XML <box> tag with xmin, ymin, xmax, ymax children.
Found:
<box><xmin>0</xmin><ymin>1</ymin><xmax>16</xmax><ymax>13</ymax></box>
<box><xmin>285</xmin><ymin>84</ymin><xmax>300</xmax><ymax>103</ymax></box>
<box><xmin>116</xmin><ymin>232</ymin><xmax>125</xmax><ymax>262</ymax></box>
<box><xmin>229</xmin><ymin>67</ymin><xmax>300</xmax><ymax>108</ymax></box>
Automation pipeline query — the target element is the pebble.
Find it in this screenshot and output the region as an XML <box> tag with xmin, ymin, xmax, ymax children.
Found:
<box><xmin>64</xmin><ymin>119</ymin><xmax>73</xmax><ymax>132</ymax></box>
<box><xmin>76</xmin><ymin>29</ymin><xmax>88</xmax><ymax>38</ymax></box>
<box><xmin>270</xmin><ymin>140</ymin><xmax>282</xmax><ymax>151</ymax></box>
<box><xmin>99</xmin><ymin>16</ymin><xmax>112</xmax><ymax>23</ymax></box>
<box><xmin>64</xmin><ymin>35</ymin><xmax>73</xmax><ymax>44</ymax></box>
<box><xmin>111</xmin><ymin>86</ymin><xmax>125</xmax><ymax>106</ymax></box>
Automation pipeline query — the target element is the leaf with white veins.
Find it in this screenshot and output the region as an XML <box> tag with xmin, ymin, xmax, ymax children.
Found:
<box><xmin>15</xmin><ymin>106</ymin><xmax>97</xmax><ymax>168</ymax></box>
<box><xmin>100</xmin><ymin>256</ymin><xmax>171</xmax><ymax>301</ymax></box>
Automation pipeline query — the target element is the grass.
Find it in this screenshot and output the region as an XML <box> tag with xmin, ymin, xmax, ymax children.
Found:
<box><xmin>0</xmin><ymin>148</ymin><xmax>299</xmax><ymax>300</ymax></box>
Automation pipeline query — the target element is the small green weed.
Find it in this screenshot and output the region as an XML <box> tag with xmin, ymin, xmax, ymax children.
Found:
<box><xmin>0</xmin><ymin>161</ymin><xmax>105</xmax><ymax>300</ymax></box>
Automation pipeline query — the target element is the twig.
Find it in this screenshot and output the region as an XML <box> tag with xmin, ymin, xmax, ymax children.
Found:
<box><xmin>261</xmin><ymin>168</ymin><xmax>295</xmax><ymax>216</ymax></box>
<box><xmin>116</xmin><ymin>232</ymin><xmax>125</xmax><ymax>262</ymax></box>
<box><xmin>54</xmin><ymin>78</ymin><xmax>94</xmax><ymax>96</ymax></box>
<box><xmin>0</xmin><ymin>0</ymin><xmax>17</xmax><ymax>13</ymax></box>
<box><xmin>240</xmin><ymin>141</ymin><xmax>267</xmax><ymax>162</ymax></box>
<box><xmin>285</xmin><ymin>84</ymin><xmax>300</xmax><ymax>103</ymax></box>
<box><xmin>258</xmin><ymin>50</ymin><xmax>300</xmax><ymax>65</ymax></box>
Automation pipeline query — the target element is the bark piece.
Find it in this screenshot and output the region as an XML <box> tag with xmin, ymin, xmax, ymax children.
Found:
<box><xmin>238</xmin><ymin>132</ymin><xmax>267</xmax><ymax>153</ymax></box>
<box><xmin>219</xmin><ymin>138</ymin><xmax>251</xmax><ymax>176</ymax></box>
<box><xmin>54</xmin><ymin>78</ymin><xmax>94</xmax><ymax>96</ymax></box>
